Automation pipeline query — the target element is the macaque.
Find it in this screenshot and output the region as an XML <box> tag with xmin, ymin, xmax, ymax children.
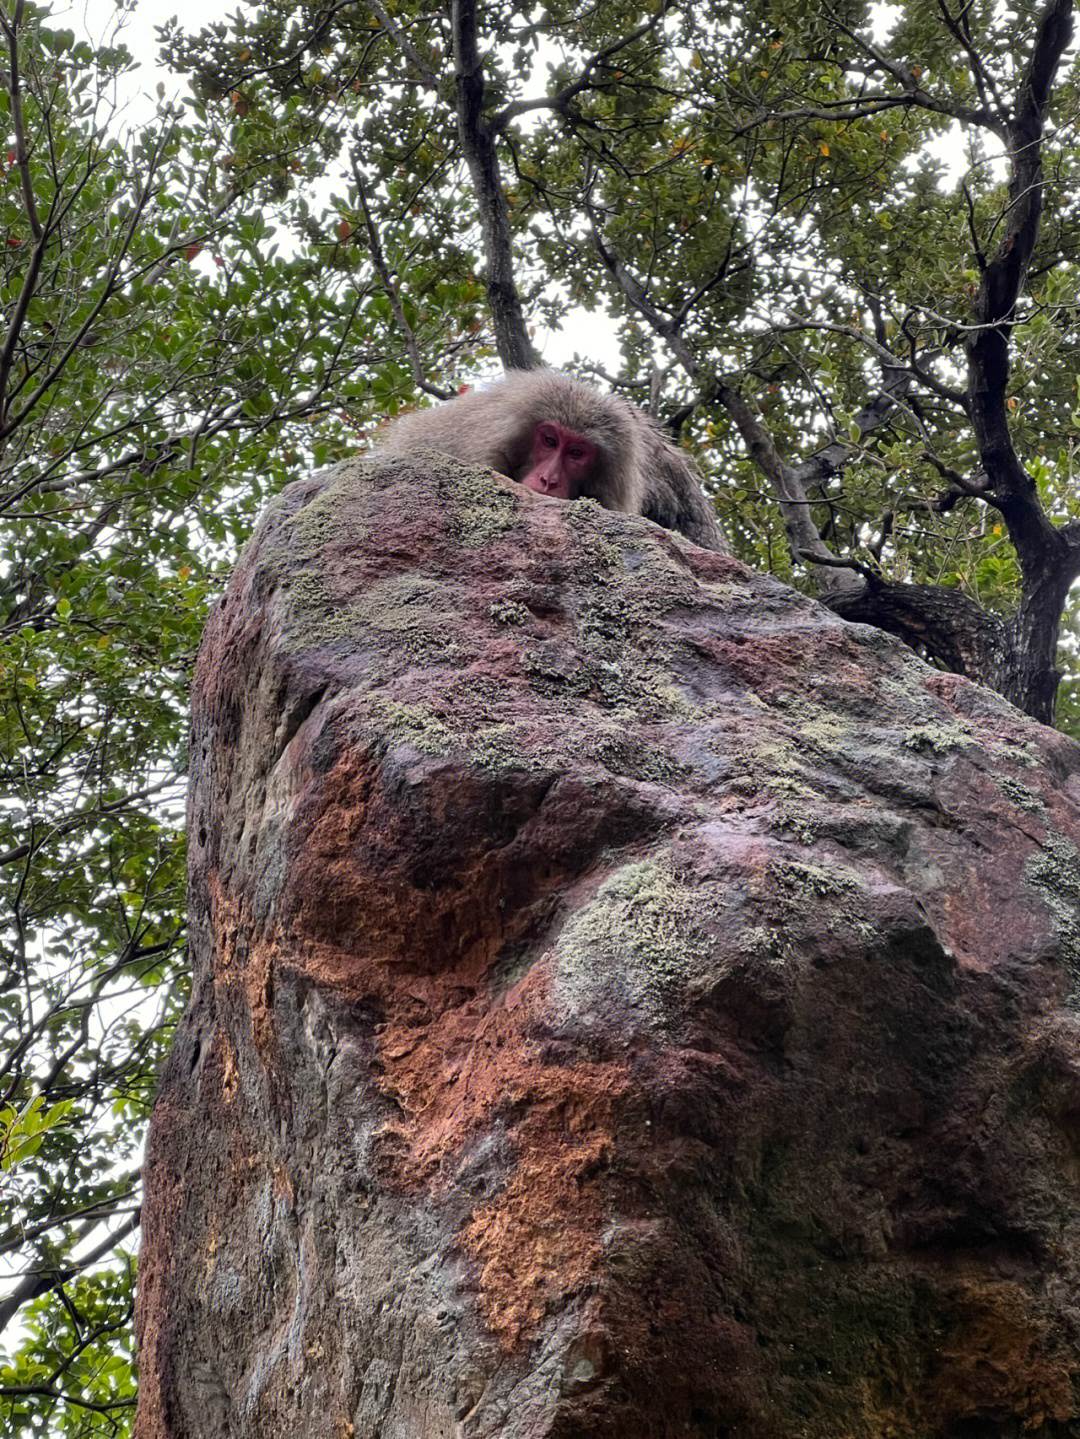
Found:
<box><xmin>376</xmin><ymin>369</ymin><xmax>728</xmax><ymax>552</ymax></box>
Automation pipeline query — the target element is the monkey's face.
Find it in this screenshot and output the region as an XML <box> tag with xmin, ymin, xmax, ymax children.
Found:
<box><xmin>518</xmin><ymin>422</ymin><xmax>598</xmax><ymax>499</ymax></box>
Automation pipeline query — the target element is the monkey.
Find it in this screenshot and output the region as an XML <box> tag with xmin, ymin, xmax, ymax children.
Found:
<box><xmin>376</xmin><ymin>369</ymin><xmax>729</xmax><ymax>552</ymax></box>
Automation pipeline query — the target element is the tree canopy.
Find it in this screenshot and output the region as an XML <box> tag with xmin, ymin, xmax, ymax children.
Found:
<box><xmin>3</xmin><ymin>0</ymin><xmax>1080</xmax><ymax>1432</ymax></box>
<box><xmin>164</xmin><ymin>0</ymin><xmax>1080</xmax><ymax>723</ymax></box>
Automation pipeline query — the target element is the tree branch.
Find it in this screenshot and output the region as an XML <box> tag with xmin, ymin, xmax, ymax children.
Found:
<box><xmin>965</xmin><ymin>0</ymin><xmax>1072</xmax><ymax>575</ymax></box>
<box><xmin>365</xmin><ymin>0</ymin><xmax>440</xmax><ymax>86</ymax></box>
<box><xmin>828</xmin><ymin>576</ymin><xmax>1011</xmax><ymax>678</ymax></box>
<box><xmin>350</xmin><ymin>163</ymin><xmax>454</xmax><ymax>400</ymax></box>
<box><xmin>491</xmin><ymin>2</ymin><xmax>673</xmax><ymax>132</ymax></box>
<box><xmin>0</xmin><ymin>1214</ymin><xmax>139</xmax><ymax>1336</ymax></box>
<box><xmin>935</xmin><ymin>0</ymin><xmax>1008</xmax><ymax>120</ymax></box>
<box><xmin>1</xmin><ymin>0</ymin><xmax>44</xmax><ymax>241</ymax></box>
<box><xmin>584</xmin><ymin>189</ymin><xmax>868</xmax><ymax>594</ymax></box>
<box><xmin>713</xmin><ymin>378</ymin><xmax>861</xmax><ymax>596</ymax></box>
<box><xmin>451</xmin><ymin>0</ymin><xmax>538</xmax><ymax>371</ymax></box>
<box><xmin>734</xmin><ymin>91</ymin><xmax>1005</xmax><ymax>137</ymax></box>
<box><xmin>818</xmin><ymin>0</ymin><xmax>1009</xmax><ymax>136</ymax></box>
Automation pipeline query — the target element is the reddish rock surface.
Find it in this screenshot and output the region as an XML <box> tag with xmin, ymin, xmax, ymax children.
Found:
<box><xmin>136</xmin><ymin>453</ymin><xmax>1080</xmax><ymax>1438</ymax></box>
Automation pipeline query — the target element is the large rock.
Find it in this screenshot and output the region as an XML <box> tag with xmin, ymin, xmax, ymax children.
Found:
<box><xmin>136</xmin><ymin>453</ymin><xmax>1080</xmax><ymax>1438</ymax></box>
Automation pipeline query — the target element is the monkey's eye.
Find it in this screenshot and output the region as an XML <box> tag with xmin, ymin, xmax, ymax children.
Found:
<box><xmin>541</xmin><ymin>429</ymin><xmax>558</xmax><ymax>448</ymax></box>
<box><xmin>568</xmin><ymin>446</ymin><xmax>586</xmax><ymax>459</ymax></box>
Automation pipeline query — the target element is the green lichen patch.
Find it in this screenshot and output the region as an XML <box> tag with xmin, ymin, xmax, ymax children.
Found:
<box><xmin>997</xmin><ymin>774</ymin><xmax>1050</xmax><ymax>818</ymax></box>
<box><xmin>735</xmin><ymin>923</ymin><xmax>798</xmax><ymax>968</ymax></box>
<box><xmin>468</xmin><ymin>722</ymin><xmax>547</xmax><ymax>776</ymax></box>
<box><xmin>763</xmin><ymin>856</ymin><xmax>883</xmax><ymax>949</ymax></box>
<box><xmin>268</xmin><ymin>462</ymin><xmax>373</xmax><ymax>570</ymax></box>
<box><xmin>429</xmin><ymin>457</ymin><xmax>518</xmax><ymax>548</ymax></box>
<box><xmin>279</xmin><ymin>569</ymin><xmax>469</xmax><ymax>668</ymax></box>
<box><xmin>353</xmin><ymin>573</ymin><xmax>456</xmax><ymax>638</ymax></box>
<box><xmin>770</xmin><ymin>856</ymin><xmax>867</xmax><ymax>900</ymax></box>
<box><xmin>588</xmin><ymin>730</ymin><xmax>690</xmax><ymax>786</ymax></box>
<box><xmin>488</xmin><ymin>599</ymin><xmax>532</xmax><ymax>627</ymax></box>
<box><xmin>351</xmin><ymin>697</ymin><xmax>460</xmax><ymax>760</ymax></box>
<box><xmin>1024</xmin><ymin>834</ymin><xmax>1080</xmax><ymax>982</ymax></box>
<box><xmin>281</xmin><ymin>570</ymin><xmax>335</xmax><ymax>630</ymax></box>
<box><xmin>903</xmin><ymin>722</ymin><xmax>972</xmax><ymax>755</ymax></box>
<box><xmin>553</xmin><ymin>857</ymin><xmax>717</xmax><ymax>1029</ymax></box>
<box><xmin>564</xmin><ymin>497</ymin><xmax>633</xmax><ymax>568</ymax></box>
<box><xmin>717</xmin><ymin>737</ymin><xmax>819</xmax><ymax>800</ymax></box>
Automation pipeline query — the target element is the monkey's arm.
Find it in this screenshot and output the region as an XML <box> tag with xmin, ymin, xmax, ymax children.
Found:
<box><xmin>640</xmin><ymin>435</ymin><xmax>729</xmax><ymax>553</ymax></box>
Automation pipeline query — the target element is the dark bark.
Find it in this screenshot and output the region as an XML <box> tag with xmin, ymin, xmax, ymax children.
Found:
<box><xmin>827</xmin><ymin>537</ymin><xmax>1080</xmax><ymax>726</ymax></box>
<box><xmin>451</xmin><ymin>0</ymin><xmax>539</xmax><ymax>372</ymax></box>
<box><xmin>741</xmin><ymin>0</ymin><xmax>1078</xmax><ymax>725</ymax></box>
<box><xmin>830</xmin><ymin>578</ymin><xmax>1010</xmax><ymax>688</ymax></box>
<box><xmin>965</xmin><ymin>0</ymin><xmax>1072</xmax><ymax>567</ymax></box>
<box><xmin>954</xmin><ymin>0</ymin><xmax>1075</xmax><ymax>721</ymax></box>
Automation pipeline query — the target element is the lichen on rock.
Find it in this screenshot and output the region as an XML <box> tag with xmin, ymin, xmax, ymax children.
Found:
<box><xmin>137</xmin><ymin>454</ymin><xmax>1080</xmax><ymax>1439</ymax></box>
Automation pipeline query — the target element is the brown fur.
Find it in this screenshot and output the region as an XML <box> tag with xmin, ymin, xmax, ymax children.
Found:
<box><xmin>377</xmin><ymin>370</ymin><xmax>728</xmax><ymax>551</ymax></box>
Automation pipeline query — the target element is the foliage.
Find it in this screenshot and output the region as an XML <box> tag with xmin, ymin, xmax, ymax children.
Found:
<box><xmin>0</xmin><ymin>2</ymin><xmax>412</xmax><ymax>1432</ymax></box>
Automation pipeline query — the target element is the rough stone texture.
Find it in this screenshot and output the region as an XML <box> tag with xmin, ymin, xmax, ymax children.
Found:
<box><xmin>136</xmin><ymin>452</ymin><xmax>1080</xmax><ymax>1439</ymax></box>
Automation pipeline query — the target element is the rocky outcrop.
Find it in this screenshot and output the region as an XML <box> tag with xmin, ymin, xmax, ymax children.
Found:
<box><xmin>136</xmin><ymin>452</ymin><xmax>1080</xmax><ymax>1438</ymax></box>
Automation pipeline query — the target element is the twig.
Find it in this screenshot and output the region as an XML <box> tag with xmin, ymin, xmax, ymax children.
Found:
<box><xmin>350</xmin><ymin>161</ymin><xmax>454</xmax><ymax>400</ymax></box>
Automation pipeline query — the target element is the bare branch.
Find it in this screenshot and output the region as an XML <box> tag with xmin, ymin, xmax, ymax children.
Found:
<box><xmin>921</xmin><ymin>446</ymin><xmax>989</xmax><ymax>499</ymax></box>
<box><xmin>366</xmin><ymin>0</ymin><xmax>440</xmax><ymax>86</ymax></box>
<box><xmin>1</xmin><ymin>0</ymin><xmax>43</xmax><ymax>241</ymax></box>
<box><xmin>350</xmin><ymin>163</ymin><xmax>454</xmax><ymax>400</ymax></box>
<box><xmin>796</xmin><ymin>546</ymin><xmax>879</xmax><ymax>581</ymax></box>
<box><xmin>899</xmin><ymin>312</ymin><xmax>969</xmax><ymax>408</ymax></box>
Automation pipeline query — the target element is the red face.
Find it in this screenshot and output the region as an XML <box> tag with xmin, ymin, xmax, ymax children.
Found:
<box><xmin>519</xmin><ymin>422</ymin><xmax>598</xmax><ymax>499</ymax></box>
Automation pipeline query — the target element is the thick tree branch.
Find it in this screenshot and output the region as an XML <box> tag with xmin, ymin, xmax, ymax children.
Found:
<box><xmin>713</xmin><ymin>379</ymin><xmax>861</xmax><ymax>597</ymax></box>
<box><xmin>792</xmin><ymin>360</ymin><xmax>913</xmax><ymax>484</ymax></box>
<box><xmin>965</xmin><ymin>0</ymin><xmax>1072</xmax><ymax>574</ymax></box>
<box><xmin>451</xmin><ymin>0</ymin><xmax>538</xmax><ymax>371</ymax></box>
<box><xmin>829</xmin><ymin>577</ymin><xmax>1011</xmax><ymax>679</ymax></box>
